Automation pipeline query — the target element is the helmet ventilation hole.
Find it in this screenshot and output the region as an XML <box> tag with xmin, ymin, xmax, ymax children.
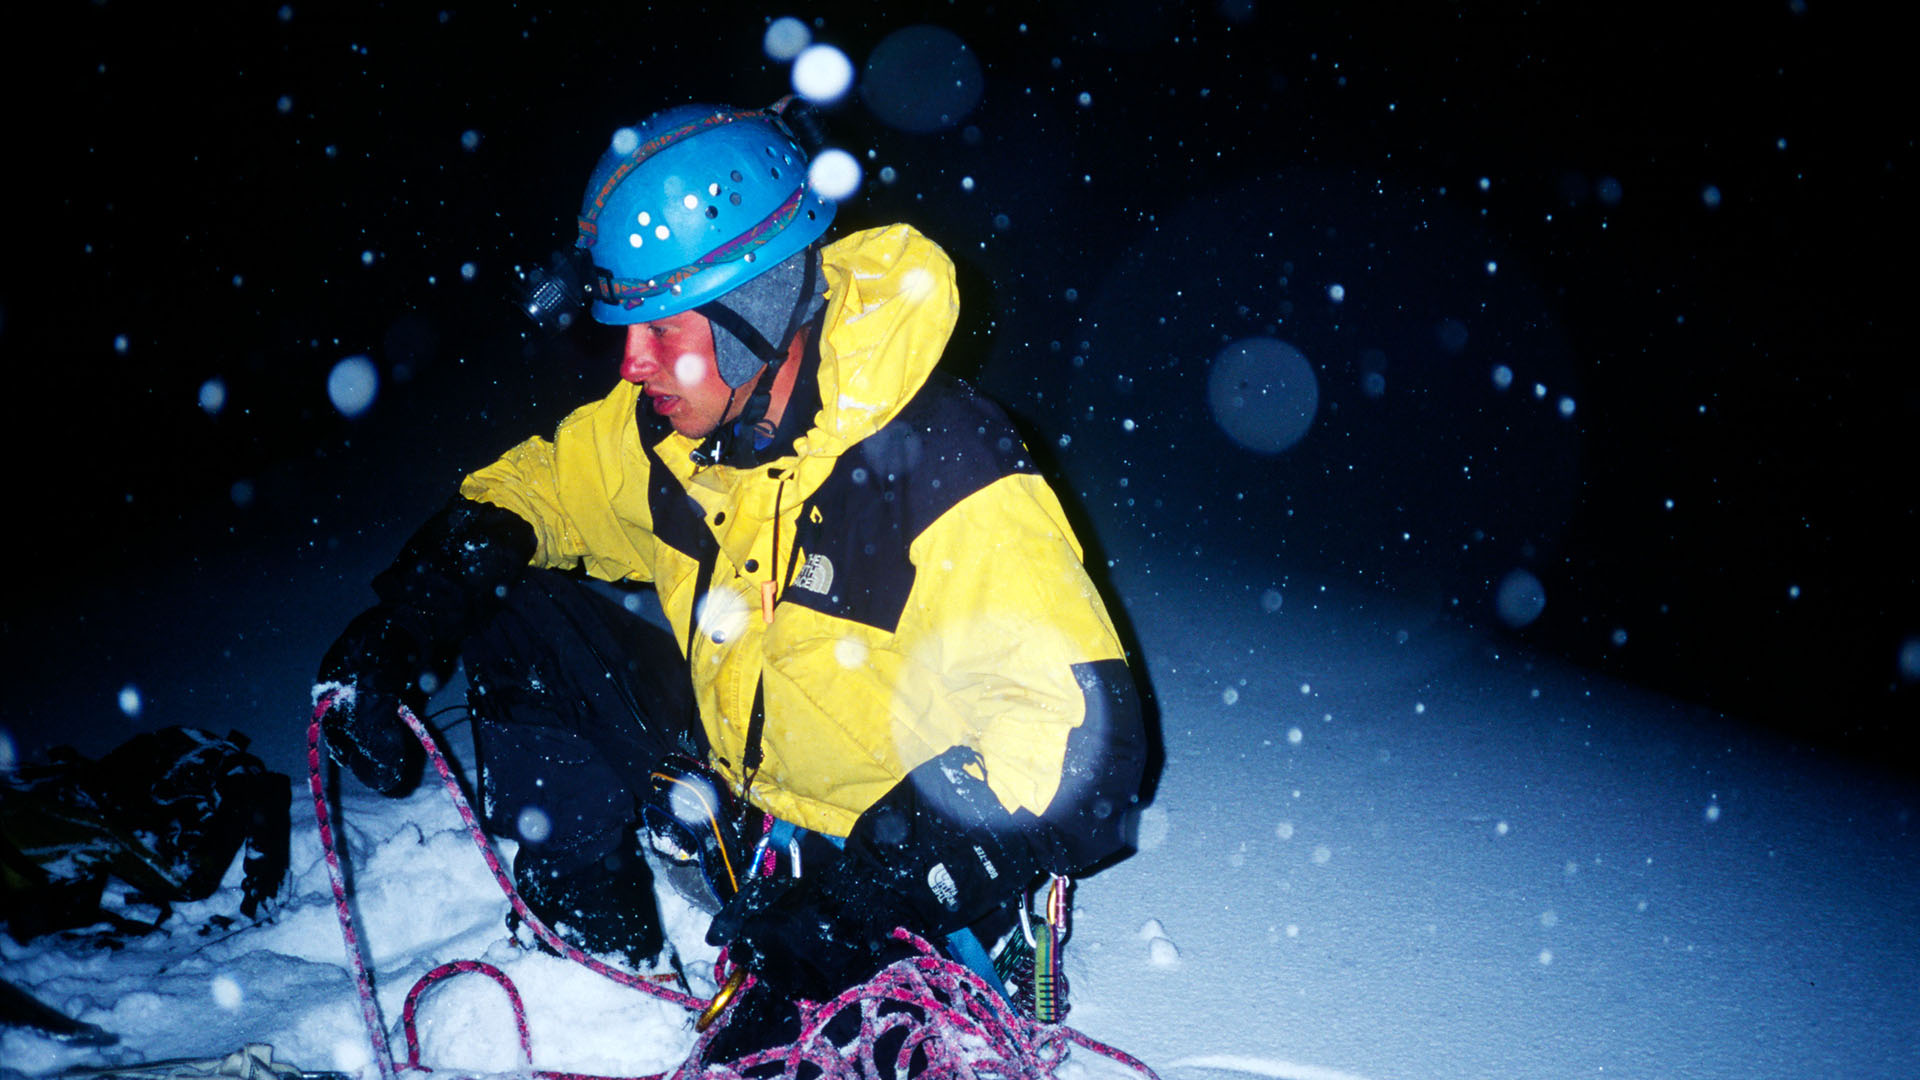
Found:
<box><xmin>730</xmin><ymin>170</ymin><xmax>744</xmax><ymax>182</ymax></box>
<box><xmin>682</xmin><ymin>194</ymin><xmax>700</xmax><ymax>210</ymax></box>
<box><xmin>637</xmin><ymin>211</ymin><xmax>652</xmax><ymax>226</ymax></box>
<box><xmin>655</xmin><ymin>225</ymin><xmax>670</xmax><ymax>240</ymax></box>
<box><xmin>705</xmin><ymin>206</ymin><xmax>719</xmax><ymax>219</ymax></box>
<box><xmin>708</xmin><ymin>182</ymin><xmax>722</xmax><ymax>196</ymax></box>
<box><xmin>730</xmin><ymin>192</ymin><xmax>742</xmax><ymax>205</ymax></box>
<box><xmin>628</xmin><ymin>233</ymin><xmax>643</xmax><ymax>248</ymax></box>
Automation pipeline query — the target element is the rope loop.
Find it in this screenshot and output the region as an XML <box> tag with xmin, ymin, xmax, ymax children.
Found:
<box><xmin>401</xmin><ymin>961</ymin><xmax>533</xmax><ymax>1072</ymax></box>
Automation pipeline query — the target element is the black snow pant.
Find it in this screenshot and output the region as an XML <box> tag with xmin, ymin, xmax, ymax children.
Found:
<box><xmin>462</xmin><ymin>568</ymin><xmax>699</xmax><ymax>881</ymax></box>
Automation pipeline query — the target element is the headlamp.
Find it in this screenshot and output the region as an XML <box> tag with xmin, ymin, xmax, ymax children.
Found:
<box><xmin>512</xmin><ymin>248</ymin><xmax>592</xmax><ymax>334</ymax></box>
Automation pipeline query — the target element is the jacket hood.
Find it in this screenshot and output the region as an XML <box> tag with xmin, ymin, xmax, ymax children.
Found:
<box><xmin>641</xmin><ymin>224</ymin><xmax>962</xmax><ymax>573</ymax></box>
<box><xmin>660</xmin><ymin>224</ymin><xmax>951</xmax><ymax>471</ymax></box>
<box><xmin>643</xmin><ymin>225</ymin><xmax>958</xmax><ymax>480</ymax></box>
<box><xmin>800</xmin><ymin>224</ymin><xmax>959</xmax><ymax>459</ymax></box>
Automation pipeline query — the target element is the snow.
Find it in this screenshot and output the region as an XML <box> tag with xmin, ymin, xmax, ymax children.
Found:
<box><xmin>5</xmin><ymin>545</ymin><xmax>1915</xmax><ymax>1080</ymax></box>
<box><xmin>3</xmin><ymin>734</ymin><xmax>696</xmax><ymax>1079</ymax></box>
<box><xmin>326</xmin><ymin>358</ymin><xmax>379</xmax><ymax>419</ymax></box>
<box><xmin>809</xmin><ymin>150</ymin><xmax>864</xmax><ymax>203</ymax></box>
<box><xmin>762</xmin><ymin>18</ymin><xmax>811</xmax><ymax>64</ymax></box>
<box><xmin>1206</xmin><ymin>340</ymin><xmax>1319</xmax><ymax>455</ymax></box>
<box><xmin>791</xmin><ymin>45</ymin><xmax>854</xmax><ymax>107</ymax></box>
<box><xmin>12</xmin><ymin>4</ymin><xmax>1913</xmax><ymax>1073</ymax></box>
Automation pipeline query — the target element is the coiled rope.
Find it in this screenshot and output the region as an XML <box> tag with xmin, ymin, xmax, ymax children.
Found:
<box><xmin>308</xmin><ymin>693</ymin><xmax>1159</xmax><ymax>1080</ymax></box>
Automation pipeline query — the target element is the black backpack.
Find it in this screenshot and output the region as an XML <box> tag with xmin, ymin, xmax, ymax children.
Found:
<box><xmin>0</xmin><ymin>727</ymin><xmax>290</xmax><ymax>943</ymax></box>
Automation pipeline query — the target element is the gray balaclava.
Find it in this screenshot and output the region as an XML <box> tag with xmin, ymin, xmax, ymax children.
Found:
<box><xmin>698</xmin><ymin>247</ymin><xmax>828</xmax><ymax>388</ymax></box>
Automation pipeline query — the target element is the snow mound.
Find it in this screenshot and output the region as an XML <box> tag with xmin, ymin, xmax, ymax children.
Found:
<box><xmin>2</xmin><ymin>775</ymin><xmax>697</xmax><ymax>1077</ymax></box>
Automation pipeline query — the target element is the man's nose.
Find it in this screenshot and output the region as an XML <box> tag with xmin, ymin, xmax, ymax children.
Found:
<box><xmin>621</xmin><ymin>325</ymin><xmax>661</xmax><ymax>383</ymax></box>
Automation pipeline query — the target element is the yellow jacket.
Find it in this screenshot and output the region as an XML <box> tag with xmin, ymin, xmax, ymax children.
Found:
<box><xmin>461</xmin><ymin>225</ymin><xmax>1140</xmax><ymax>857</ymax></box>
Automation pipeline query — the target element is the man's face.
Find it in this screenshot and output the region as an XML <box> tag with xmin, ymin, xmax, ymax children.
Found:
<box><xmin>621</xmin><ymin>309</ymin><xmax>757</xmax><ymax>439</ymax></box>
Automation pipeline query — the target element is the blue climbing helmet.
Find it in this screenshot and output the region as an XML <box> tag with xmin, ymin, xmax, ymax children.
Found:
<box><xmin>577</xmin><ymin>99</ymin><xmax>835</xmax><ymax>327</ymax></box>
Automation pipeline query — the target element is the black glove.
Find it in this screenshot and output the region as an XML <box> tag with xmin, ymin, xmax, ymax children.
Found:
<box><xmin>699</xmin><ymin>751</ymin><xmax>1054</xmax><ymax>1064</ymax></box>
<box><xmin>699</xmin><ymin>852</ymin><xmax>917</xmax><ymax>1067</ymax></box>
<box><xmin>317</xmin><ymin>607</ymin><xmax>432</xmax><ymax>794</ymax></box>
<box><xmin>697</xmin><ymin>975</ymin><xmax>803</xmax><ymax>1066</ymax></box>
<box><xmin>707</xmin><ymin>851</ymin><xmax>917</xmax><ymax>1004</ymax></box>
<box><xmin>840</xmin><ymin>746</ymin><xmax>1048</xmax><ymax>936</ymax></box>
<box><xmin>316</xmin><ymin>497</ymin><xmax>536</xmax><ymax>795</ymax></box>
<box><xmin>707</xmin><ymin>747</ymin><xmax>1048</xmax><ymax>996</ymax></box>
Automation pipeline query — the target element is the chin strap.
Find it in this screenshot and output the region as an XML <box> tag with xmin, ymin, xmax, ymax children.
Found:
<box><xmin>688</xmin><ymin>384</ymin><xmax>742</xmax><ymax>468</ymax></box>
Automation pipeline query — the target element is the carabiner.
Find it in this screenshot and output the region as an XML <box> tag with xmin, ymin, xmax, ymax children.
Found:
<box><xmin>696</xmin><ymin>967</ymin><xmax>751</xmax><ymax>1032</ymax></box>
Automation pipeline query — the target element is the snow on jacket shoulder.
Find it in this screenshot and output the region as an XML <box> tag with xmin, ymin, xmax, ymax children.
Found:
<box><xmin>461</xmin><ymin>224</ymin><xmax>1143</xmax><ymax>869</ymax></box>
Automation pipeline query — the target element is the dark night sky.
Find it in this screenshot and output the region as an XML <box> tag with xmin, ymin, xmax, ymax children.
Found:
<box><xmin>4</xmin><ymin>3</ymin><xmax>1913</xmax><ymax>772</ymax></box>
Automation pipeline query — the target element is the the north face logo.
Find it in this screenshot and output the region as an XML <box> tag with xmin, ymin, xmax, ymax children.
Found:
<box><xmin>792</xmin><ymin>552</ymin><xmax>835</xmax><ymax>595</ymax></box>
<box><xmin>926</xmin><ymin>862</ymin><xmax>960</xmax><ymax>911</ymax></box>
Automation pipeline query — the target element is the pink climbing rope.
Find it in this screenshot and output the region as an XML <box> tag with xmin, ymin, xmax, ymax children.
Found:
<box><xmin>308</xmin><ymin>697</ymin><xmax>400</xmax><ymax>1080</ymax></box>
<box><xmin>402</xmin><ymin>961</ymin><xmax>534</xmax><ymax>1072</ymax></box>
<box><xmin>393</xmin><ymin>700</ymin><xmax>705</xmax><ymax>1011</ymax></box>
<box><xmin>674</xmin><ymin>930</ymin><xmax>1162</xmax><ymax>1080</ymax></box>
<box><xmin>401</xmin><ymin>959</ymin><xmax>661</xmax><ymax>1080</ymax></box>
<box><xmin>307</xmin><ymin>692</ymin><xmax>696</xmax><ymax>1080</ymax></box>
<box><xmin>309</xmin><ymin>692</ymin><xmax>1160</xmax><ymax>1080</ymax></box>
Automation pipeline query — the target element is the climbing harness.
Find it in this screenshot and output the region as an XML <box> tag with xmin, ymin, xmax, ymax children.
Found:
<box><xmin>308</xmin><ymin>693</ymin><xmax>1160</xmax><ymax>1080</ymax></box>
